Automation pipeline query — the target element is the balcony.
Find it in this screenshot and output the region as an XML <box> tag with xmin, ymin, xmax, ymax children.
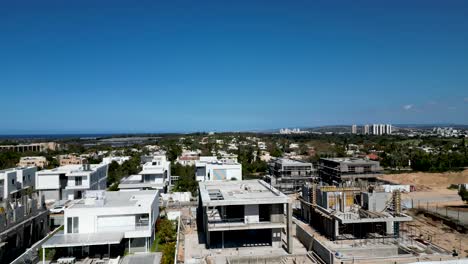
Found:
<box><xmin>207</xmin><ymin>216</ymin><xmax>285</xmax><ymax>231</ymax></box>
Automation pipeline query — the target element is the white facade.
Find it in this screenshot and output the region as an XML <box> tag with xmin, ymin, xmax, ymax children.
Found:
<box><xmin>119</xmin><ymin>155</ymin><xmax>171</xmax><ymax>191</ymax></box>
<box><xmin>351</xmin><ymin>125</ymin><xmax>357</xmax><ymax>134</ymax></box>
<box><xmin>0</xmin><ymin>167</ymin><xmax>37</xmax><ymax>200</ymax></box>
<box><xmin>195</xmin><ymin>157</ymin><xmax>242</xmax><ymax>182</ymax></box>
<box><xmin>60</xmin><ymin>190</ymin><xmax>159</xmax><ymax>253</ymax></box>
<box><xmin>35</xmin><ymin>164</ymin><xmax>108</xmax><ymax>201</ymax></box>
<box><xmin>364</xmin><ymin>125</ymin><xmax>370</xmax><ymax>135</ymax></box>
<box><xmin>102</xmin><ymin>156</ymin><xmax>131</xmax><ymax>165</ymax></box>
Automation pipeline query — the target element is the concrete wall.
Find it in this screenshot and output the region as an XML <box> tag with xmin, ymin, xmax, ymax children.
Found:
<box><xmin>35</xmin><ymin>173</ymin><xmax>59</xmax><ymax>190</ymax></box>
<box><xmin>295</xmin><ymin>221</ymin><xmax>333</xmax><ymax>264</ymax></box>
<box><xmin>40</xmin><ymin>189</ymin><xmax>60</xmax><ymax>201</ymax></box>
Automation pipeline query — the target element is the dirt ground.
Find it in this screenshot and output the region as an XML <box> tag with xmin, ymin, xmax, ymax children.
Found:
<box><xmin>379</xmin><ymin>170</ymin><xmax>468</xmax><ymax>206</ymax></box>
<box><xmin>379</xmin><ymin>169</ymin><xmax>468</xmax><ymax>191</ymax></box>
<box><xmin>405</xmin><ymin>210</ymin><xmax>468</xmax><ymax>257</ymax></box>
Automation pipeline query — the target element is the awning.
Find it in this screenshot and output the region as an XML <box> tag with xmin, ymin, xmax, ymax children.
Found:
<box><xmin>42</xmin><ymin>232</ymin><xmax>124</xmax><ymax>248</ymax></box>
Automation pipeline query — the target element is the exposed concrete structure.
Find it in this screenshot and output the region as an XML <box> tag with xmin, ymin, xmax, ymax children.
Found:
<box><xmin>318</xmin><ymin>157</ymin><xmax>383</xmax><ymax>183</ymax></box>
<box><xmin>197</xmin><ymin>180</ymin><xmax>293</xmax><ymax>253</ymax></box>
<box><xmin>266</xmin><ymin>158</ymin><xmax>315</xmax><ymax>193</ymax></box>
<box><xmin>300</xmin><ymin>184</ymin><xmax>411</xmax><ymax>241</ymax></box>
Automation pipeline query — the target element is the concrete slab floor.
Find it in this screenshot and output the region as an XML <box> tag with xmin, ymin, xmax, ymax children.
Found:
<box><xmin>184</xmin><ymin>232</ymin><xmax>307</xmax><ymax>264</ymax></box>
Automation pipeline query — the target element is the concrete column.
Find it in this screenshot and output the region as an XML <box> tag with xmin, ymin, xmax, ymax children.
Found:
<box><xmin>386</xmin><ymin>221</ymin><xmax>394</xmax><ymax>235</ymax></box>
<box><xmin>43</xmin><ymin>248</ymin><xmax>45</xmax><ymax>264</ymax></box>
<box><xmin>334</xmin><ymin>220</ymin><xmax>339</xmax><ymax>239</ymax></box>
<box><xmin>286</xmin><ymin>202</ymin><xmax>293</xmax><ymax>254</ymax></box>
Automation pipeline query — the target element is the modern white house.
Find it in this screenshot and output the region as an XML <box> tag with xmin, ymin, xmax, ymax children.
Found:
<box><xmin>42</xmin><ymin>190</ymin><xmax>159</xmax><ymax>262</ymax></box>
<box><xmin>0</xmin><ymin>166</ymin><xmax>37</xmax><ymax>200</ymax></box>
<box><xmin>195</xmin><ymin>156</ymin><xmax>242</xmax><ymax>182</ymax></box>
<box><xmin>101</xmin><ymin>156</ymin><xmax>131</xmax><ymax>165</ymax></box>
<box><xmin>119</xmin><ymin>155</ymin><xmax>170</xmax><ymax>192</ymax></box>
<box><xmin>35</xmin><ymin>164</ymin><xmax>108</xmax><ymax>202</ymax></box>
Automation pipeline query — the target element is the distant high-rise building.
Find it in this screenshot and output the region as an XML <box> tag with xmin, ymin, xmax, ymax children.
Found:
<box><xmin>385</xmin><ymin>124</ymin><xmax>392</xmax><ymax>134</ymax></box>
<box><xmin>379</xmin><ymin>124</ymin><xmax>385</xmax><ymax>135</ymax></box>
<box><xmin>364</xmin><ymin>124</ymin><xmax>370</xmax><ymax>135</ymax></box>
<box><xmin>372</xmin><ymin>124</ymin><xmax>379</xmax><ymax>135</ymax></box>
<box><xmin>351</xmin><ymin>124</ymin><xmax>357</xmax><ymax>134</ymax></box>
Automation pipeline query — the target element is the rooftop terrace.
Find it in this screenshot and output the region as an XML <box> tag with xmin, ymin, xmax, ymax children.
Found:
<box><xmin>199</xmin><ymin>180</ymin><xmax>289</xmax><ymax>206</ymax></box>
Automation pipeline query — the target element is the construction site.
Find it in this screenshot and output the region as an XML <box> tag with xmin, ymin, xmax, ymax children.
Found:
<box><xmin>296</xmin><ymin>182</ymin><xmax>465</xmax><ymax>264</ymax></box>
<box><xmin>174</xmin><ymin>161</ymin><xmax>468</xmax><ymax>264</ymax></box>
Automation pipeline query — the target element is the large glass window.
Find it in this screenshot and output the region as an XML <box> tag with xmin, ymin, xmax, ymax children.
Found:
<box><xmin>73</xmin><ymin>217</ymin><xmax>79</xmax><ymax>233</ymax></box>
<box><xmin>67</xmin><ymin>217</ymin><xmax>79</xmax><ymax>233</ymax></box>
<box><xmin>75</xmin><ymin>177</ymin><xmax>82</xmax><ymax>186</ymax></box>
<box><xmin>67</xmin><ymin>217</ymin><xmax>73</xmax><ymax>233</ymax></box>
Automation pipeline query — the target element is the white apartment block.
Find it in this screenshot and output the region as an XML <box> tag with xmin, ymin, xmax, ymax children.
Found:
<box><xmin>18</xmin><ymin>156</ymin><xmax>49</xmax><ymax>169</ymax></box>
<box><xmin>119</xmin><ymin>155</ymin><xmax>170</xmax><ymax>192</ymax></box>
<box><xmin>195</xmin><ymin>156</ymin><xmax>242</xmax><ymax>182</ymax></box>
<box><xmin>42</xmin><ymin>190</ymin><xmax>159</xmax><ymax>261</ymax></box>
<box><xmin>364</xmin><ymin>125</ymin><xmax>370</xmax><ymax>135</ymax></box>
<box><xmin>351</xmin><ymin>124</ymin><xmax>357</xmax><ymax>134</ymax></box>
<box><xmin>35</xmin><ymin>164</ymin><xmax>108</xmax><ymax>202</ymax></box>
<box><xmin>101</xmin><ymin>156</ymin><xmax>131</xmax><ymax>165</ymax></box>
<box><xmin>0</xmin><ymin>166</ymin><xmax>37</xmax><ymax>201</ymax></box>
<box><xmin>370</xmin><ymin>124</ymin><xmax>393</xmax><ymax>135</ymax></box>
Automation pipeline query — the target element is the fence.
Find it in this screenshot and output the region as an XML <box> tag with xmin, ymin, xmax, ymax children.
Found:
<box><xmin>414</xmin><ymin>201</ymin><xmax>468</xmax><ymax>227</ymax></box>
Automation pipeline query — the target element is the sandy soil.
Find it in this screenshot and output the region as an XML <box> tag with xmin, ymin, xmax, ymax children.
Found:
<box><xmin>379</xmin><ymin>169</ymin><xmax>468</xmax><ymax>191</ymax></box>
<box><xmin>379</xmin><ymin>170</ymin><xmax>468</xmax><ymax>206</ymax></box>
<box><xmin>405</xmin><ymin>210</ymin><xmax>468</xmax><ymax>256</ymax></box>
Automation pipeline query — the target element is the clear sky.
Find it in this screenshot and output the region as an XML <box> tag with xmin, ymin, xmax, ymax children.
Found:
<box><xmin>1</xmin><ymin>1</ymin><xmax>468</xmax><ymax>134</ymax></box>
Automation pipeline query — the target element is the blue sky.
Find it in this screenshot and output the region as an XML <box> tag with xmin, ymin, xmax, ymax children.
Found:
<box><xmin>1</xmin><ymin>1</ymin><xmax>468</xmax><ymax>134</ymax></box>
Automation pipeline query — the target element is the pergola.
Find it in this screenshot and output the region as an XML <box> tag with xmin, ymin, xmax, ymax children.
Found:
<box><xmin>41</xmin><ymin>232</ymin><xmax>124</xmax><ymax>264</ymax></box>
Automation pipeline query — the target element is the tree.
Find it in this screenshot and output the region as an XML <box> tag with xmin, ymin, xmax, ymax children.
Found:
<box><xmin>160</xmin><ymin>242</ymin><xmax>176</xmax><ymax>264</ymax></box>
<box><xmin>157</xmin><ymin>218</ymin><xmax>176</xmax><ymax>243</ymax></box>
<box><xmin>459</xmin><ymin>185</ymin><xmax>468</xmax><ymax>204</ymax></box>
<box><xmin>172</xmin><ymin>163</ymin><xmax>197</xmax><ymax>195</ymax></box>
<box><xmin>166</xmin><ymin>144</ymin><xmax>182</xmax><ymax>162</ymax></box>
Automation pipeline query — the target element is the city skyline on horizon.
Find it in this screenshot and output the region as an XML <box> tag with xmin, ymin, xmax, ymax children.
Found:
<box><xmin>1</xmin><ymin>1</ymin><xmax>468</xmax><ymax>133</ymax></box>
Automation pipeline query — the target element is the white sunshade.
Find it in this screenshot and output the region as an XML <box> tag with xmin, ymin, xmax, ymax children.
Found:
<box><xmin>42</xmin><ymin>232</ymin><xmax>124</xmax><ymax>248</ymax></box>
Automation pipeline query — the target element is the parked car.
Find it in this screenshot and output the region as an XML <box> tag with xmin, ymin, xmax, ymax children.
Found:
<box><xmin>49</xmin><ymin>205</ymin><xmax>65</xmax><ymax>214</ymax></box>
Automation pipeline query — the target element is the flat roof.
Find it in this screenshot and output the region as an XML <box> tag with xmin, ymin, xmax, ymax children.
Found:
<box><xmin>68</xmin><ymin>190</ymin><xmax>158</xmax><ymax>209</ymax></box>
<box><xmin>43</xmin><ymin>232</ymin><xmax>123</xmax><ymax>248</ymax></box>
<box><xmin>199</xmin><ymin>180</ymin><xmax>289</xmax><ymax>206</ymax></box>
<box><xmin>274</xmin><ymin>158</ymin><xmax>312</xmax><ymax>165</ymax></box>
<box><xmin>37</xmin><ymin>164</ymin><xmax>107</xmax><ymax>174</ymax></box>
<box><xmin>320</xmin><ymin>157</ymin><xmax>379</xmax><ymax>164</ymax></box>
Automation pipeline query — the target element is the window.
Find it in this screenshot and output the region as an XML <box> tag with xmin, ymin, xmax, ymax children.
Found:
<box><xmin>67</xmin><ymin>217</ymin><xmax>73</xmax><ymax>233</ymax></box>
<box><xmin>73</xmin><ymin>217</ymin><xmax>79</xmax><ymax>233</ymax></box>
<box><xmin>67</xmin><ymin>217</ymin><xmax>79</xmax><ymax>233</ymax></box>
<box><xmin>11</xmin><ymin>179</ymin><xmax>15</xmax><ymax>184</ymax></box>
<box><xmin>75</xmin><ymin>177</ymin><xmax>82</xmax><ymax>186</ymax></box>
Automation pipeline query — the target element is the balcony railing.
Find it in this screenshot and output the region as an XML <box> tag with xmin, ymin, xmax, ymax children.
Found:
<box><xmin>97</xmin><ymin>223</ymin><xmax>150</xmax><ymax>232</ymax></box>
<box><xmin>207</xmin><ymin>217</ymin><xmax>283</xmax><ymax>227</ymax></box>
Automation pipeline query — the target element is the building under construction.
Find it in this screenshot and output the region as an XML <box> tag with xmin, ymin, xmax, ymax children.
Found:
<box><xmin>266</xmin><ymin>158</ymin><xmax>315</xmax><ymax>193</ymax></box>
<box><xmin>300</xmin><ymin>184</ymin><xmax>411</xmax><ymax>241</ymax></box>
<box><xmin>318</xmin><ymin>158</ymin><xmax>383</xmax><ymax>184</ymax></box>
